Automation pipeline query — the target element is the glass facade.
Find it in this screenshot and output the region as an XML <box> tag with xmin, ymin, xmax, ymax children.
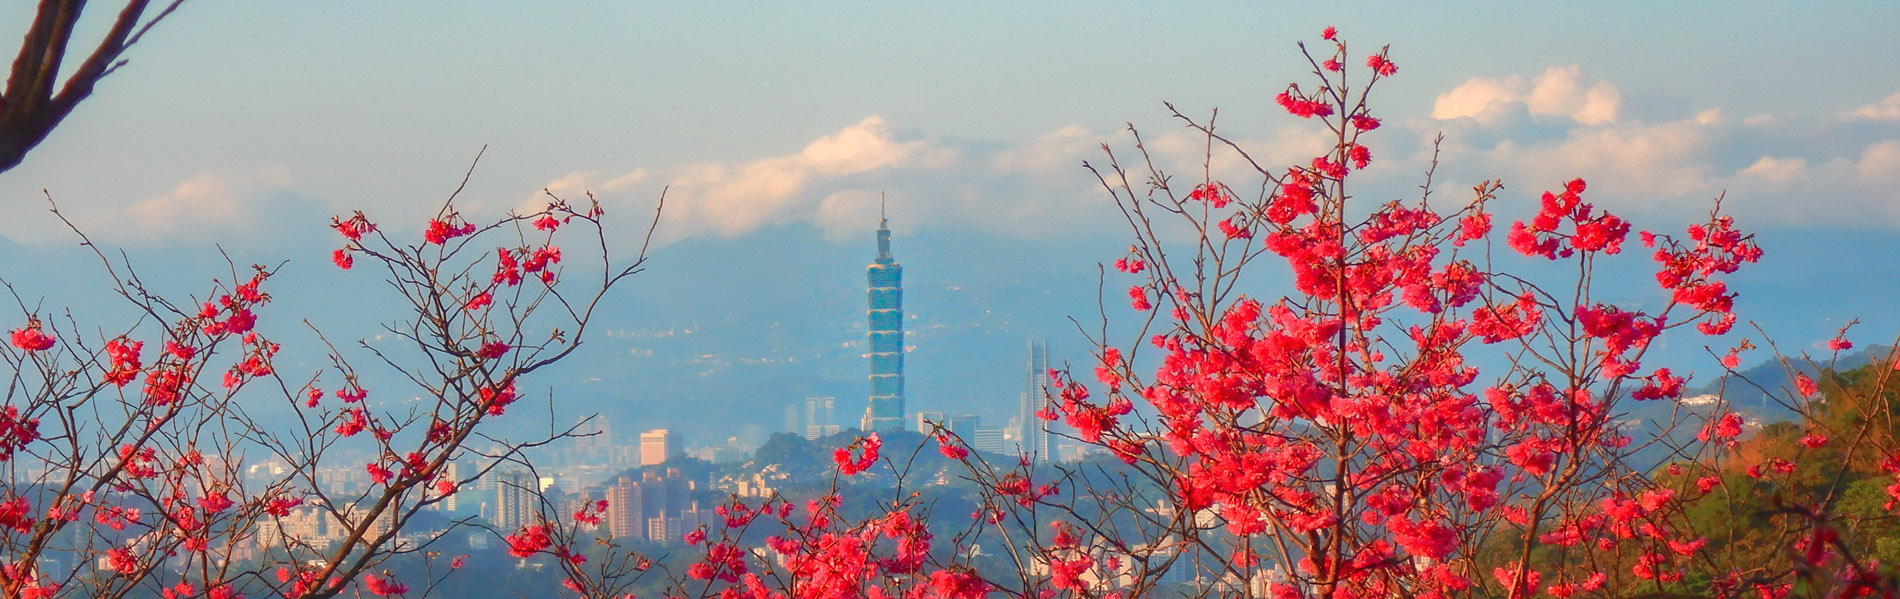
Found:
<box><xmin>1019</xmin><ymin>339</ymin><xmax>1049</xmax><ymax>462</ymax></box>
<box><xmin>864</xmin><ymin>215</ymin><xmax>906</xmax><ymax>432</ymax></box>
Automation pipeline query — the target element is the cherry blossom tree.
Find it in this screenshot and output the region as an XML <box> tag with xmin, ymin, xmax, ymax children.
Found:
<box><xmin>504</xmin><ymin>28</ymin><xmax>1898</xmax><ymax>599</ymax></box>
<box><xmin>3</xmin><ymin>24</ymin><xmax>1895</xmax><ymax>599</ymax></box>
<box><xmin>0</xmin><ymin>160</ymin><xmax>663</xmax><ymax>599</ymax></box>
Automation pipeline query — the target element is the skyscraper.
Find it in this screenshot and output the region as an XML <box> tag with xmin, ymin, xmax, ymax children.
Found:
<box><xmin>491</xmin><ymin>470</ymin><xmax>534</xmax><ymax>531</ymax></box>
<box><xmin>913</xmin><ymin>411</ymin><xmax>946</xmax><ymax>433</ymax></box>
<box><xmin>436</xmin><ymin>461</ymin><xmax>460</xmax><ymax>513</ymax></box>
<box><xmin>805</xmin><ymin>397</ymin><xmax>840</xmax><ymax>440</ymax></box>
<box><xmin>1019</xmin><ymin>339</ymin><xmax>1050</xmax><ymax>462</ymax></box>
<box><xmin>639</xmin><ymin>429</ymin><xmax>677</xmax><ymax>466</ymax></box>
<box><xmin>863</xmin><ymin>198</ymin><xmax>906</xmax><ymax>432</ymax></box>
<box><xmin>605</xmin><ymin>476</ymin><xmax>643</xmax><ymax>539</ymax></box>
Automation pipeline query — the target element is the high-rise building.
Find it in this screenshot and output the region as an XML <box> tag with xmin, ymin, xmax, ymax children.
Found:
<box><xmin>491</xmin><ymin>470</ymin><xmax>534</xmax><ymax>531</ymax></box>
<box><xmin>973</xmin><ymin>427</ymin><xmax>1007</xmax><ymax>455</ymax></box>
<box><xmin>663</xmin><ymin>467</ymin><xmax>690</xmax><ymax>515</ymax></box>
<box><xmin>804</xmin><ymin>397</ymin><xmax>840</xmax><ymax>440</ymax></box>
<box><xmin>605</xmin><ymin>476</ymin><xmax>643</xmax><ymax>539</ymax></box>
<box><xmin>640</xmin><ymin>429</ymin><xmax>677</xmax><ymax>466</ymax></box>
<box><xmin>863</xmin><ymin>198</ymin><xmax>906</xmax><ymax>432</ymax></box>
<box><xmin>435</xmin><ymin>461</ymin><xmax>461</xmax><ymax>513</ymax></box>
<box><xmin>1019</xmin><ymin>339</ymin><xmax>1050</xmax><ymax>462</ymax></box>
<box><xmin>577</xmin><ymin>415</ymin><xmax>613</xmax><ymax>461</ymax></box>
<box><xmin>914</xmin><ymin>411</ymin><xmax>946</xmax><ymax>434</ymax></box>
<box><xmin>950</xmin><ymin>414</ymin><xmax>981</xmax><ymax>441</ymax></box>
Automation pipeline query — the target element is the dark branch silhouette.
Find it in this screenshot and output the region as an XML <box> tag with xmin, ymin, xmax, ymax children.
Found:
<box><xmin>0</xmin><ymin>0</ymin><xmax>186</xmax><ymax>173</ymax></box>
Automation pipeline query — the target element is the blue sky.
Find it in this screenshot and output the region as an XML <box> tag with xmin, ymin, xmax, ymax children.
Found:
<box><xmin>5</xmin><ymin>4</ymin><xmax>1898</xmax><ymax>244</ymax></box>
<box><xmin>2</xmin><ymin>4</ymin><xmax>1898</xmax><ymax>437</ymax></box>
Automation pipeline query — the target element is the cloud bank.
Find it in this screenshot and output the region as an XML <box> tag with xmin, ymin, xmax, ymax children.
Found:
<box><xmin>37</xmin><ymin>67</ymin><xmax>1898</xmax><ymax>247</ymax></box>
<box><xmin>527</xmin><ymin>67</ymin><xmax>1899</xmax><ymax>249</ymax></box>
<box><xmin>537</xmin><ymin>116</ymin><xmax>1333</xmax><ymax>245</ymax></box>
<box><xmin>1425</xmin><ymin>68</ymin><xmax>1900</xmax><ymax>227</ymax></box>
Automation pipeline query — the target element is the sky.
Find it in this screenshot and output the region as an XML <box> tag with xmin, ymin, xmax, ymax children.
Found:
<box><xmin>1</xmin><ymin>3</ymin><xmax>1898</xmax><ymax>440</ymax></box>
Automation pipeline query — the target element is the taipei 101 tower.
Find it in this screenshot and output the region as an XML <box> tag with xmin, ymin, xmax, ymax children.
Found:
<box><xmin>862</xmin><ymin>196</ymin><xmax>906</xmax><ymax>432</ymax></box>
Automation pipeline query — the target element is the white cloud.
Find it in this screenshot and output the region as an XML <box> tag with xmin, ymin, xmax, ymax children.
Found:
<box><xmin>1737</xmin><ymin>156</ymin><xmax>1808</xmax><ymax>184</ymax></box>
<box><xmin>91</xmin><ymin>167</ymin><xmax>292</xmax><ymax>242</ymax></box>
<box><xmin>800</xmin><ymin>116</ymin><xmax>956</xmax><ymax>175</ymax></box>
<box><xmin>1471</xmin><ymin>116</ymin><xmax>1717</xmax><ymax>199</ymax></box>
<box><xmin>536</xmin><ymin>116</ymin><xmax>1332</xmax><ymax>245</ymax></box>
<box><xmin>1847</xmin><ymin>92</ymin><xmax>1900</xmax><ymax>120</ymax></box>
<box><xmin>1858</xmin><ymin>140</ymin><xmax>1900</xmax><ymax>181</ymax></box>
<box><xmin>1432</xmin><ymin>75</ymin><xmax>1525</xmax><ymax>122</ymax></box>
<box><xmin>1433</xmin><ymin>66</ymin><xmax>1621</xmax><ymax>125</ymax></box>
<box><xmin>988</xmin><ymin>125</ymin><xmax>1098</xmax><ymax>184</ymax></box>
<box><xmin>1429</xmin><ymin>68</ymin><xmax>1900</xmax><ymax>227</ymax></box>
<box><xmin>529</xmin><ymin>75</ymin><xmax>1900</xmax><ymax>247</ymax></box>
<box><xmin>535</xmin><ymin>116</ymin><xmax>959</xmax><ymax>241</ymax></box>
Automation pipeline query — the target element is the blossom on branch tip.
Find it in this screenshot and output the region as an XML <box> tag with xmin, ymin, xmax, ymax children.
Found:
<box><xmin>480</xmin><ymin>382</ymin><xmax>519</xmax><ymax>415</ymax></box>
<box><xmin>505</xmin><ymin>524</ymin><xmax>552</xmax><ymax>558</ymax></box>
<box><xmin>936</xmin><ymin>434</ymin><xmax>968</xmax><ymax>460</ymax></box>
<box><xmin>1366</xmin><ymin>53</ymin><xmax>1397</xmax><ymax>76</ymax></box>
<box><xmin>466</xmin><ymin>291</ymin><xmax>492</xmax><ymax>313</ymax></box>
<box><xmin>10</xmin><ymin>323</ymin><xmax>54</xmax><ymax>352</ymax></box>
<box><xmin>477</xmin><ymin>341</ymin><xmax>509</xmax><ymax>359</ymax></box>
<box><xmin>103</xmin><ymin>338</ymin><xmax>143</xmax><ymax>386</ymax></box>
<box><xmin>364</xmin><ymin>573</ymin><xmax>408</xmax><ymax>597</ymax></box>
<box><xmin>1128</xmin><ymin>286</ymin><xmax>1151</xmax><ymax>311</ymax></box>
<box><xmin>423</xmin><ymin>218</ymin><xmax>476</xmax><ymax>245</ymax></box>
<box><xmin>834</xmin><ymin>433</ymin><xmax>882</xmax><ymax>475</ymax></box>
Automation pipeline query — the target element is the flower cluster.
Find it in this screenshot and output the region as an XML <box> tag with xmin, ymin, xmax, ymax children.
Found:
<box><xmin>832</xmin><ymin>433</ymin><xmax>882</xmax><ymax>476</ymax></box>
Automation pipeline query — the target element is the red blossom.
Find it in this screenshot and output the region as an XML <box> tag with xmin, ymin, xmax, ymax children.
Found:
<box><xmin>834</xmin><ymin>433</ymin><xmax>882</xmax><ymax>476</ymax></box>
<box><xmin>1366</xmin><ymin>52</ymin><xmax>1397</xmax><ymax>76</ymax></box>
<box><xmin>936</xmin><ymin>434</ymin><xmax>968</xmax><ymax>460</ymax></box>
<box><xmin>423</xmin><ymin>218</ymin><xmax>476</xmax><ymax>245</ymax></box>
<box><xmin>0</xmin><ymin>408</ymin><xmax>40</xmax><ymax>461</ymax></box>
<box><xmin>366</xmin><ymin>462</ymin><xmax>393</xmax><ymax>485</ymax></box>
<box><xmin>103</xmin><ymin>338</ymin><xmax>142</xmax><ymax>386</ymax></box>
<box><xmin>477</xmin><ymin>341</ymin><xmax>509</xmax><ymax>359</ymax></box>
<box><xmin>480</xmin><ymin>382</ymin><xmax>519</xmax><ymax>416</ymax></box>
<box><xmin>364</xmin><ymin>573</ymin><xmax>408</xmax><ymax>597</ymax></box>
<box><xmin>1128</xmin><ymin>285</ymin><xmax>1151</xmax><ymax>311</ymax></box>
<box><xmin>466</xmin><ymin>291</ymin><xmax>492</xmax><ymax>313</ymax></box>
<box><xmin>332</xmin><ymin>213</ymin><xmax>375</xmax><ymax>241</ymax></box>
<box><xmin>10</xmin><ymin>323</ymin><xmax>54</xmax><ymax>352</ymax></box>
<box><xmin>505</xmin><ymin>524</ymin><xmax>553</xmax><ymax>558</ymax></box>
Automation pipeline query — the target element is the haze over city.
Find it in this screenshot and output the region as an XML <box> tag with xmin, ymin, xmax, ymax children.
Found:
<box><xmin>4</xmin><ymin>4</ymin><xmax>1897</xmax><ymax>457</ymax></box>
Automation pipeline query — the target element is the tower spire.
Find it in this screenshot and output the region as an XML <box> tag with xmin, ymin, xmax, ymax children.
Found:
<box><xmin>874</xmin><ymin>192</ymin><xmax>894</xmax><ymax>263</ymax></box>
